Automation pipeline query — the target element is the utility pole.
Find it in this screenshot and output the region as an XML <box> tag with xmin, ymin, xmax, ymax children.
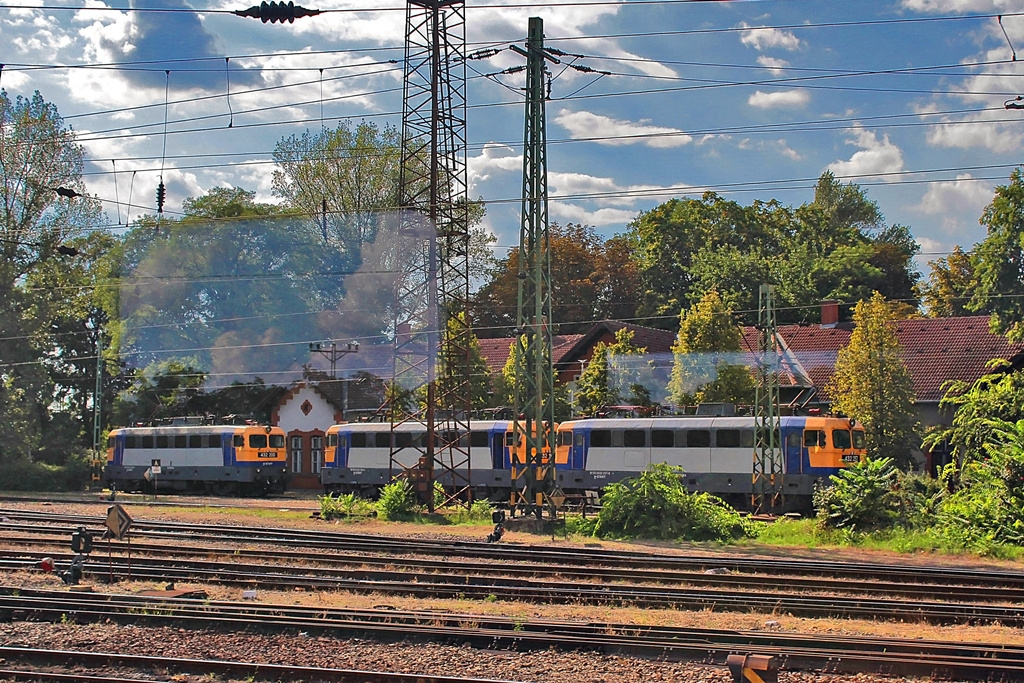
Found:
<box><xmin>510</xmin><ymin>17</ymin><xmax>560</xmax><ymax>518</ymax></box>
<box><xmin>92</xmin><ymin>331</ymin><xmax>104</xmax><ymax>489</ymax></box>
<box><xmin>752</xmin><ymin>284</ymin><xmax>783</xmax><ymax>515</ymax></box>
<box><xmin>309</xmin><ymin>341</ymin><xmax>359</xmax><ymax>379</ymax></box>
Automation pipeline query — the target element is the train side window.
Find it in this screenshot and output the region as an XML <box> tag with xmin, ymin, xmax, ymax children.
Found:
<box><xmin>611</xmin><ymin>431</ymin><xmax>623</xmax><ymax>447</ymax></box>
<box><xmin>559</xmin><ymin>431</ymin><xmax>574</xmax><ymax>446</ymax></box>
<box><xmin>233</xmin><ymin>435</ymin><xmax>244</xmax><ymax>448</ymax></box>
<box><xmin>590</xmin><ymin>430</ymin><xmax>611</xmax><ymax>447</ymax></box>
<box><xmin>740</xmin><ymin>429</ymin><xmax>755</xmax><ymax>448</ymax></box>
<box><xmin>174</xmin><ymin>435</ymin><xmax>187</xmax><ymax>448</ymax></box>
<box><xmin>125</xmin><ymin>436</ymin><xmax>137</xmax><ymax>449</ymax></box>
<box><xmin>249</xmin><ymin>434</ymin><xmax>268</xmax><ymax>449</ymax></box>
<box><xmin>623</xmin><ymin>430</ymin><xmax>646</xmax><ymax>447</ymax></box>
<box><xmin>832</xmin><ymin>430</ymin><xmax>852</xmax><ymax>449</ymax></box>
<box><xmin>804</xmin><ymin>430</ymin><xmax>826</xmax><ymax>448</ymax></box>
<box><xmin>395</xmin><ymin>433</ymin><xmax>412</xmax><ymax>448</ymax></box>
<box><xmin>470</xmin><ymin>431</ymin><xmax>489</xmax><ymax>448</ymax></box>
<box><xmin>575</xmin><ymin>433</ymin><xmax>585</xmax><ymax>447</ymax></box>
<box><xmin>687</xmin><ymin>430</ymin><xmax>710</xmax><ymax>448</ymax></box>
<box><xmin>327</xmin><ymin>433</ymin><xmax>338</xmax><ymax>448</ymax></box>
<box><xmin>674</xmin><ymin>430</ymin><xmax>687</xmax><ymax>447</ymax></box>
<box><xmin>208</xmin><ymin>435</ymin><xmax>220</xmax><ymax>448</ymax></box>
<box><xmin>651</xmin><ymin>430</ymin><xmax>673</xmax><ymax>448</ymax></box>
<box><xmin>188</xmin><ymin>435</ymin><xmax>202</xmax><ymax>448</ymax></box>
<box><xmin>716</xmin><ymin>429</ymin><xmax>741</xmax><ymax>448</ymax></box>
<box><xmin>141</xmin><ymin>436</ymin><xmax>154</xmax><ymax>449</ymax></box>
<box><xmin>156</xmin><ymin>435</ymin><xmax>168</xmax><ymax>449</ymax></box>
<box><xmin>269</xmin><ymin>434</ymin><xmax>284</xmax><ymax>449</ymax></box>
<box><xmin>351</xmin><ymin>433</ymin><xmax>367</xmax><ymax>448</ymax></box>
<box><xmin>852</xmin><ymin>430</ymin><xmax>866</xmax><ymax>449</ymax></box>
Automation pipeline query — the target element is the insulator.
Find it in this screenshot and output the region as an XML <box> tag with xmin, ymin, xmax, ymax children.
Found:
<box><xmin>156</xmin><ymin>181</ymin><xmax>166</xmax><ymax>213</ymax></box>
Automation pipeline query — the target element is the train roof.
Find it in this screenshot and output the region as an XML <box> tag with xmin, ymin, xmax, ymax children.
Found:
<box><xmin>328</xmin><ymin>419</ymin><xmax>511</xmax><ymax>433</ymax></box>
<box><xmin>555</xmin><ymin>416</ymin><xmax>849</xmax><ymax>429</ymax></box>
<box><xmin>109</xmin><ymin>424</ymin><xmax>282</xmax><ymax>434</ymax></box>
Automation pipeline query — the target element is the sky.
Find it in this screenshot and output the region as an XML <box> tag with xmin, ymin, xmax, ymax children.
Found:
<box><xmin>2</xmin><ymin>0</ymin><xmax>1024</xmax><ymax>272</ymax></box>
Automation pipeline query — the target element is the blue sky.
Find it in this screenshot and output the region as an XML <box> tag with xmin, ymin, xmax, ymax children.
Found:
<box><xmin>2</xmin><ymin>0</ymin><xmax>1023</xmax><ymax>272</ymax></box>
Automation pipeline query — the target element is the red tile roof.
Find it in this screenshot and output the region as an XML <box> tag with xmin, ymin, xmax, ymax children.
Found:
<box><xmin>477</xmin><ymin>334</ymin><xmax>585</xmax><ymax>373</ymax></box>
<box><xmin>745</xmin><ymin>316</ymin><xmax>1024</xmax><ymax>403</ymax></box>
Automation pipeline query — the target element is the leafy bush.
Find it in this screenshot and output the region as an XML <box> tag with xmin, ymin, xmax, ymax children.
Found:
<box><xmin>375</xmin><ymin>479</ymin><xmax>416</xmax><ymax>521</ymax></box>
<box><xmin>563</xmin><ymin>514</ymin><xmax>598</xmax><ymax>538</ymax></box>
<box><xmin>318</xmin><ymin>492</ymin><xmax>374</xmax><ymax>520</ymax></box>
<box><xmin>0</xmin><ymin>453</ymin><xmax>93</xmax><ymax>492</ymax></box>
<box><xmin>594</xmin><ymin>463</ymin><xmax>752</xmax><ymax>542</ymax></box>
<box><xmin>815</xmin><ymin>457</ymin><xmax>904</xmax><ymax>531</ymax></box>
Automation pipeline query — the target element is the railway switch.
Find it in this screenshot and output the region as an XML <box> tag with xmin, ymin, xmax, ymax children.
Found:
<box><xmin>727</xmin><ymin>654</ymin><xmax>778</xmax><ymax>683</ymax></box>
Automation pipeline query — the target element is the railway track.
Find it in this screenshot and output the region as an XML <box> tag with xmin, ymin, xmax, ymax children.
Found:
<box><xmin>0</xmin><ymin>646</ymin><xmax>515</xmax><ymax>682</ymax></box>
<box><xmin>5</xmin><ymin>507</ymin><xmax>1024</xmax><ymax>590</ymax></box>
<box><xmin>2</xmin><ymin>587</ymin><xmax>1023</xmax><ymax>681</ymax></box>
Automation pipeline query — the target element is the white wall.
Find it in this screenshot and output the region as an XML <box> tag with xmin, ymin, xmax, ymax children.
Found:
<box><xmin>276</xmin><ymin>386</ymin><xmax>338</xmax><ymax>434</ymax></box>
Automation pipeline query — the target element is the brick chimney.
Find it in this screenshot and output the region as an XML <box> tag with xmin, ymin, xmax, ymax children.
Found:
<box><xmin>821</xmin><ymin>300</ymin><xmax>839</xmax><ymax>326</ymax></box>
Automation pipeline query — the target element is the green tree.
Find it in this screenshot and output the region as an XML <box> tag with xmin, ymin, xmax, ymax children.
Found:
<box><xmin>922</xmin><ymin>246</ymin><xmax>977</xmax><ymax>318</ymax></box>
<box><xmin>969</xmin><ymin>169</ymin><xmax>1024</xmax><ymax>340</ymax></box>
<box><xmin>667</xmin><ymin>290</ymin><xmax>755</xmax><ymax>407</ymax></box>
<box><xmin>471</xmin><ymin>223</ymin><xmax>643</xmax><ymax>336</ymax></box>
<box><xmin>181</xmin><ymin>186</ymin><xmax>285</xmax><ymax>220</ymax></box>
<box><xmin>0</xmin><ymin>90</ymin><xmax>103</xmax><ymax>465</ymax></box>
<box><xmin>826</xmin><ymin>292</ymin><xmax>918</xmax><ymax>468</ymax></box>
<box><xmin>422</xmin><ymin>312</ymin><xmax>493</xmax><ymax>412</ymax></box>
<box><xmin>575</xmin><ymin>328</ymin><xmax>649</xmax><ymax>416</ymax></box>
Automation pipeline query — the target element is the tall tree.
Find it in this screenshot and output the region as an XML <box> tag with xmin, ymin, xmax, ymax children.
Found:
<box><xmin>471</xmin><ymin>223</ymin><xmax>642</xmax><ymax>336</ymax></box>
<box><xmin>970</xmin><ymin>169</ymin><xmax>1024</xmax><ymax>340</ymax></box>
<box><xmin>0</xmin><ymin>90</ymin><xmax>102</xmax><ymax>465</ymax></box>
<box><xmin>826</xmin><ymin>292</ymin><xmax>918</xmax><ymax>468</ymax></box>
<box><xmin>922</xmin><ymin>245</ymin><xmax>977</xmax><ymax>317</ymax></box>
<box><xmin>667</xmin><ymin>290</ymin><xmax>755</xmax><ymax>407</ymax></box>
<box><xmin>575</xmin><ymin>328</ymin><xmax>649</xmax><ymax>416</ymax></box>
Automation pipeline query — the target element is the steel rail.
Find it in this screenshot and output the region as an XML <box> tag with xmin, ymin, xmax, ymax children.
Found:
<box><xmin>2</xmin><ymin>588</ymin><xmax>1023</xmax><ymax>680</ymax></box>
<box><xmin>5</xmin><ymin>508</ymin><xmax>1024</xmax><ymax>589</ymax></box>
<box><xmin>4</xmin><ymin>551</ymin><xmax>1024</xmax><ymax>626</ymax></box>
<box><xmin>5</xmin><ymin>533</ymin><xmax>1023</xmax><ymax>605</ymax></box>
<box><xmin>0</xmin><ymin>647</ymin><xmax>518</xmax><ymax>682</ymax></box>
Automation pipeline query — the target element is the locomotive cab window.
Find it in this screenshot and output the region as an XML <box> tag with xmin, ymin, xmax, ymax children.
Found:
<box><xmin>327</xmin><ymin>433</ymin><xmax>338</xmax><ymax>448</ymax></box>
<box><xmin>269</xmin><ymin>434</ymin><xmax>284</xmax><ymax>449</ymax></box>
<box><xmin>232</xmin><ymin>435</ymin><xmax>244</xmax><ymax>448</ymax></box>
<box><xmin>590</xmin><ymin>430</ymin><xmax>611</xmax><ymax>447</ymax></box>
<box><xmin>651</xmin><ymin>429</ymin><xmax>673</xmax><ymax>448</ymax></box>
<box><xmin>804</xmin><ymin>430</ymin><xmax>826</xmax><ymax>448</ymax></box>
<box><xmin>559</xmin><ymin>431</ymin><xmax>574</xmax><ymax>446</ymax></box>
<box><xmin>832</xmin><ymin>430</ymin><xmax>852</xmax><ymax>449</ymax></box>
<box><xmin>107</xmin><ymin>436</ymin><xmax>115</xmax><ymax>448</ymax></box>
<box><xmin>852</xmin><ymin>430</ymin><xmax>866</xmax><ymax>449</ymax></box>
<box><xmin>249</xmin><ymin>434</ymin><xmax>268</xmax><ymax>449</ymax></box>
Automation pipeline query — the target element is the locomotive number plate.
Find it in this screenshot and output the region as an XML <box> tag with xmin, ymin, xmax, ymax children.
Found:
<box><xmin>257</xmin><ymin>451</ymin><xmax>277</xmax><ymax>458</ymax></box>
<box><xmin>842</xmin><ymin>454</ymin><xmax>860</xmax><ymax>463</ymax></box>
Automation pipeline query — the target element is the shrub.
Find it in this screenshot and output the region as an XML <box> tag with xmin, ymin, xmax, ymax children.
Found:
<box><xmin>448</xmin><ymin>499</ymin><xmax>494</xmax><ymax>525</ymax></box>
<box><xmin>318</xmin><ymin>492</ymin><xmax>373</xmax><ymax>520</ymax></box>
<box><xmin>0</xmin><ymin>453</ymin><xmax>93</xmax><ymax>492</ymax></box>
<box><xmin>563</xmin><ymin>514</ymin><xmax>598</xmax><ymax>537</ymax></box>
<box><xmin>815</xmin><ymin>457</ymin><xmax>902</xmax><ymax>531</ymax></box>
<box><xmin>594</xmin><ymin>463</ymin><xmax>751</xmax><ymax>542</ymax></box>
<box><xmin>375</xmin><ymin>479</ymin><xmax>416</xmax><ymax>521</ymax></box>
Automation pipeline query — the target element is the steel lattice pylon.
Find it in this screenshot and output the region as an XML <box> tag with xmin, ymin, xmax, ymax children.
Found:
<box><xmin>510</xmin><ymin>17</ymin><xmax>559</xmax><ymax>516</ymax></box>
<box><xmin>388</xmin><ymin>0</ymin><xmax>472</xmax><ymax>510</ymax></box>
<box><xmin>752</xmin><ymin>283</ymin><xmax>784</xmax><ymax>515</ymax></box>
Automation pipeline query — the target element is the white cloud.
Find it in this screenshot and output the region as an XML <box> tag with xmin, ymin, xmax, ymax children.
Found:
<box><xmin>901</xmin><ymin>1</ymin><xmax>1014</xmax><ymax>12</ymax></box>
<box><xmin>737</xmin><ymin>138</ymin><xmax>803</xmax><ymax>161</ymax></box>
<box><xmin>0</xmin><ymin>70</ymin><xmax>31</xmax><ymax>91</ymax></box>
<box><xmin>550</xmin><ymin>203</ymin><xmax>639</xmax><ymax>226</ymax></box>
<box><xmin>554</xmin><ymin>109</ymin><xmax>691</xmax><ymax>147</ymax></box>
<box><xmin>827</xmin><ymin>126</ymin><xmax>905</xmax><ymax>177</ymax></box>
<box><xmin>757</xmin><ymin>56</ymin><xmax>790</xmax><ymax>74</ymax></box>
<box><xmin>926</xmin><ymin>110</ymin><xmax>1024</xmax><ymax>152</ymax></box>
<box><xmin>747</xmin><ymin>90</ymin><xmax>809</xmax><ymax>109</ymax></box>
<box><xmin>468</xmin><ymin>143</ymin><xmax>522</xmax><ymax>190</ymax></box>
<box><xmin>549</xmin><ymin>171</ymin><xmax>686</xmax><ymax>208</ymax></box>
<box><xmin>739</xmin><ymin>23</ymin><xmax>802</xmax><ymax>51</ymax></box>
<box><xmin>915</xmin><ymin>174</ymin><xmax>994</xmax><ymax>235</ymax></box>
